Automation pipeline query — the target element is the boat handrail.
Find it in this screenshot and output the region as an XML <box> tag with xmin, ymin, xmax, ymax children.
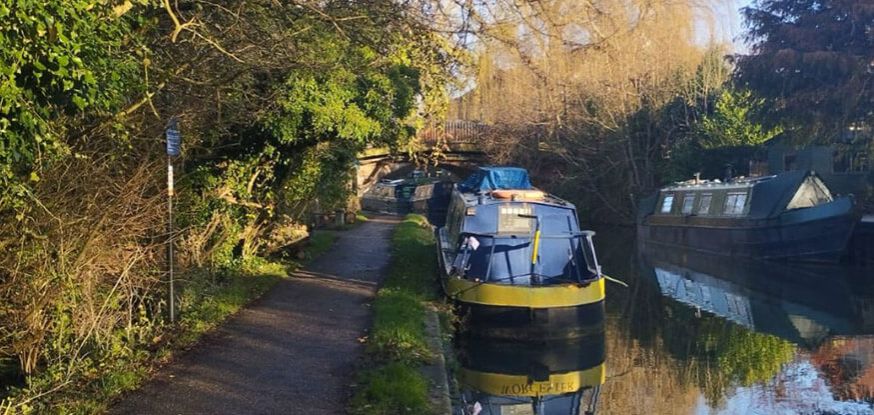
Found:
<box><xmin>455</xmin><ymin>231</ymin><xmax>600</xmax><ymax>284</ymax></box>
<box><xmin>459</xmin><ymin>230</ymin><xmax>596</xmax><ymax>239</ymax></box>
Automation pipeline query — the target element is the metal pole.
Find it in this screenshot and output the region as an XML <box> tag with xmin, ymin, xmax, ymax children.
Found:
<box><xmin>168</xmin><ymin>156</ymin><xmax>175</xmax><ymax>323</ymax></box>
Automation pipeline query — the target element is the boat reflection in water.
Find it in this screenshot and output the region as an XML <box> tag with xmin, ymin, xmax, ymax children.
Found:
<box><xmin>641</xmin><ymin>245</ymin><xmax>874</xmax><ymax>408</ymax></box>
<box><xmin>454</xmin><ymin>327</ymin><xmax>606</xmax><ymax>415</ymax></box>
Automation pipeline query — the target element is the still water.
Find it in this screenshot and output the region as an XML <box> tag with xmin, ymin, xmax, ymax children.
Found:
<box><xmin>452</xmin><ymin>227</ymin><xmax>874</xmax><ymax>415</ymax></box>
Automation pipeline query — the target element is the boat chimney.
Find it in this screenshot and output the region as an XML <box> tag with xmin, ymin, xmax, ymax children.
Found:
<box><xmin>694</xmin><ymin>172</ymin><xmax>701</xmax><ymax>184</ymax></box>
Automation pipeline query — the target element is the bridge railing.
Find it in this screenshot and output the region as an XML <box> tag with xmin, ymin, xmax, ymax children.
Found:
<box><xmin>417</xmin><ymin>120</ymin><xmax>488</xmax><ymax>146</ymax></box>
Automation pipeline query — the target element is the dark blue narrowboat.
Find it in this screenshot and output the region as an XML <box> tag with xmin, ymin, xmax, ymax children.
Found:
<box><xmin>638</xmin><ymin>170</ymin><xmax>859</xmax><ymax>262</ymax></box>
<box><xmin>456</xmin><ymin>331</ymin><xmax>605</xmax><ymax>414</ymax></box>
<box><xmin>360</xmin><ymin>173</ymin><xmax>453</xmax><ymax>224</ymax></box>
<box><xmin>437</xmin><ymin>167</ymin><xmax>605</xmax><ymax>339</ymax></box>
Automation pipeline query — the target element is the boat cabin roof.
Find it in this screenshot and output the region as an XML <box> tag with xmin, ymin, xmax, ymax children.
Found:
<box><xmin>456</xmin><ymin>167</ymin><xmax>571</xmax><ymax>208</ymax></box>
<box><xmin>654</xmin><ymin>170</ymin><xmax>835</xmax><ymax>219</ymax></box>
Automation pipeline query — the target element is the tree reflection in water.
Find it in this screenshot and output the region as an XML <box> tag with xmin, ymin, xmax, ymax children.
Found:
<box><xmin>594</xmin><ymin>226</ymin><xmax>874</xmax><ymax>414</ymax></box>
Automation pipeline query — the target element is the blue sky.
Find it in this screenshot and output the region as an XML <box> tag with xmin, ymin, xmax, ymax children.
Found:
<box><xmin>726</xmin><ymin>0</ymin><xmax>754</xmax><ymax>52</ymax></box>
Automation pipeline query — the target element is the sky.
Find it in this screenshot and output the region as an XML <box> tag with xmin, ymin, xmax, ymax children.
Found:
<box><xmin>725</xmin><ymin>0</ymin><xmax>754</xmax><ymax>52</ymax></box>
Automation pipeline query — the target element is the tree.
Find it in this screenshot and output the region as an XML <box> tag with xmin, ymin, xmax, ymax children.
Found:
<box><xmin>444</xmin><ymin>0</ymin><xmax>732</xmax><ymax>222</ymax></box>
<box><xmin>735</xmin><ymin>0</ymin><xmax>874</xmax><ymax>140</ymax></box>
<box><xmin>696</xmin><ymin>89</ymin><xmax>782</xmax><ymax>149</ymax></box>
<box><xmin>662</xmin><ymin>88</ymin><xmax>782</xmax><ymax>181</ymax></box>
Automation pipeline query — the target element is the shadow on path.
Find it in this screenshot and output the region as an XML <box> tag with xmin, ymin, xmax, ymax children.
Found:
<box><xmin>109</xmin><ymin>216</ymin><xmax>401</xmax><ymax>415</ymax></box>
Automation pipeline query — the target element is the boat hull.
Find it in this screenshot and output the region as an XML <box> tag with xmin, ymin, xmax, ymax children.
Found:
<box><xmin>444</xmin><ymin>277</ymin><xmax>607</xmax><ymax>340</ymax></box>
<box><xmin>638</xmin><ymin>197</ymin><xmax>858</xmax><ymax>262</ymax></box>
<box><xmin>455</xmin><ymin>300</ymin><xmax>605</xmax><ymax>340</ymax></box>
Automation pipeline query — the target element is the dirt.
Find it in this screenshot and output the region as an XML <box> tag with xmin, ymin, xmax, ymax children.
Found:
<box><xmin>109</xmin><ymin>216</ymin><xmax>401</xmax><ymax>415</ymax></box>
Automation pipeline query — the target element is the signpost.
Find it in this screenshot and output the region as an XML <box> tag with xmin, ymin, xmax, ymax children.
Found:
<box><xmin>166</xmin><ymin>117</ymin><xmax>181</xmax><ymax>323</ymax></box>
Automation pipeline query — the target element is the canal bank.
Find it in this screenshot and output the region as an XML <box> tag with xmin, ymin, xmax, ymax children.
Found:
<box><xmin>110</xmin><ymin>216</ymin><xmax>403</xmax><ymax>414</ymax></box>
<box><xmin>348</xmin><ymin>214</ymin><xmax>452</xmax><ymax>415</ymax></box>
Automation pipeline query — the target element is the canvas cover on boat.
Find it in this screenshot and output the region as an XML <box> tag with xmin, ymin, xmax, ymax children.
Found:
<box><xmin>748</xmin><ymin>170</ymin><xmax>831</xmax><ymax>218</ymax></box>
<box><xmin>459</xmin><ymin>167</ymin><xmax>533</xmax><ymax>192</ymax></box>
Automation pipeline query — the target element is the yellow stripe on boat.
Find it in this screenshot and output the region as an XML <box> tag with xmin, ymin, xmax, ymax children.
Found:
<box><xmin>458</xmin><ymin>364</ymin><xmax>606</xmax><ymax>397</ymax></box>
<box><xmin>446</xmin><ymin>277</ymin><xmax>605</xmax><ymax>308</ymax></box>
<box><xmin>531</xmin><ymin>229</ymin><xmax>541</xmax><ymax>264</ymax></box>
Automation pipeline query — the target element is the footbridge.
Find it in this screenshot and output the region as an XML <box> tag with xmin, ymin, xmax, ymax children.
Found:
<box><xmin>355</xmin><ymin>120</ymin><xmax>489</xmax><ymax>194</ymax></box>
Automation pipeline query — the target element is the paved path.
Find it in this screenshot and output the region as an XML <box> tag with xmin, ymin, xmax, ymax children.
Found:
<box><xmin>110</xmin><ymin>216</ymin><xmax>400</xmax><ymax>415</ymax></box>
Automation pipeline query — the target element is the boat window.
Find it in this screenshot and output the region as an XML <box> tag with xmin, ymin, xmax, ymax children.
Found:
<box><xmin>446</xmin><ymin>198</ymin><xmax>464</xmax><ymax>244</ymax></box>
<box><xmin>414</xmin><ymin>185</ymin><xmax>433</xmax><ymax>198</ymax></box>
<box><xmin>698</xmin><ymin>194</ymin><xmax>712</xmax><ymax>215</ymax></box>
<box><xmin>723</xmin><ymin>192</ymin><xmax>748</xmax><ymax>215</ymax></box>
<box><xmin>498</xmin><ymin>204</ymin><xmax>534</xmax><ymax>234</ymax></box>
<box><xmin>660</xmin><ymin>194</ymin><xmax>675</xmax><ymax>213</ymax></box>
<box><xmin>681</xmin><ymin>194</ymin><xmax>695</xmax><ymax>215</ymax></box>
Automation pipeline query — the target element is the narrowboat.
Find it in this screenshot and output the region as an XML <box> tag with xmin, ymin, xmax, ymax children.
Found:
<box><xmin>638</xmin><ymin>170</ymin><xmax>859</xmax><ymax>262</ymax></box>
<box><xmin>437</xmin><ymin>167</ymin><xmax>606</xmax><ymax>340</ymax></box>
<box><xmin>455</xmin><ymin>330</ymin><xmax>605</xmax><ymax>414</ymax></box>
<box><xmin>360</xmin><ymin>171</ymin><xmax>453</xmax><ymax>223</ymax></box>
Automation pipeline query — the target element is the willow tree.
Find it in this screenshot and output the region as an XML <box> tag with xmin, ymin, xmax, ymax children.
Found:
<box><xmin>444</xmin><ymin>0</ymin><xmax>732</xmax><ymax>221</ymax></box>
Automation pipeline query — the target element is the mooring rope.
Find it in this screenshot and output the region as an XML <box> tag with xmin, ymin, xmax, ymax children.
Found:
<box><xmin>601</xmin><ymin>274</ymin><xmax>629</xmax><ymax>288</ymax></box>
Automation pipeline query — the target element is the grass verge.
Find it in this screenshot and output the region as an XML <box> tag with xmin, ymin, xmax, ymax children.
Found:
<box><xmin>0</xmin><ymin>232</ymin><xmax>337</xmax><ymax>415</ymax></box>
<box><xmin>349</xmin><ymin>214</ymin><xmax>442</xmax><ymax>415</ymax></box>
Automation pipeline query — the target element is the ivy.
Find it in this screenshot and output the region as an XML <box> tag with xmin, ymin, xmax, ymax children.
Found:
<box><xmin>0</xmin><ymin>0</ymin><xmax>147</xmax><ymax>210</ymax></box>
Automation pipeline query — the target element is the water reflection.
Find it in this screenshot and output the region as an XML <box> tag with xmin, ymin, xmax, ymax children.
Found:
<box><xmin>598</xmin><ymin>224</ymin><xmax>874</xmax><ymax>414</ymax></box>
<box><xmin>451</xmin><ymin>227</ymin><xmax>874</xmax><ymax>414</ymax></box>
<box><xmin>454</xmin><ymin>329</ymin><xmax>606</xmax><ymax>415</ymax></box>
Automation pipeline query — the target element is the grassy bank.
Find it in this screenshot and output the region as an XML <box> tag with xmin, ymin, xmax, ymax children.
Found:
<box><xmin>350</xmin><ymin>214</ymin><xmax>443</xmax><ymax>415</ymax></box>
<box><xmin>0</xmin><ymin>232</ymin><xmax>336</xmax><ymax>415</ymax></box>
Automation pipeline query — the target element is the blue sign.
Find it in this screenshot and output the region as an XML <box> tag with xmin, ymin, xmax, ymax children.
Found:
<box><xmin>166</xmin><ymin>117</ymin><xmax>181</xmax><ymax>157</ymax></box>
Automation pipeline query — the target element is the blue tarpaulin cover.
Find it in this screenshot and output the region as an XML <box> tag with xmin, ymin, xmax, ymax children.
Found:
<box><xmin>459</xmin><ymin>167</ymin><xmax>533</xmax><ymax>192</ymax></box>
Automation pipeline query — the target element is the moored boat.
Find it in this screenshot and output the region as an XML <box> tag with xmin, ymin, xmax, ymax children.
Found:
<box><xmin>638</xmin><ymin>170</ymin><xmax>859</xmax><ymax>262</ymax></box>
<box><xmin>437</xmin><ymin>167</ymin><xmax>606</xmax><ymax>340</ymax></box>
<box><xmin>360</xmin><ymin>171</ymin><xmax>453</xmax><ymax>223</ymax></box>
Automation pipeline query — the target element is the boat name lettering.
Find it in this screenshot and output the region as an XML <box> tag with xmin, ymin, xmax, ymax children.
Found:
<box><xmin>499</xmin><ymin>381</ymin><xmax>579</xmax><ymax>395</ymax></box>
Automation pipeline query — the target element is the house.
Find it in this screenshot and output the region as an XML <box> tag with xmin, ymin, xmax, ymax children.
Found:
<box><xmin>765</xmin><ymin>132</ymin><xmax>874</xmax><ymax>264</ymax></box>
<box><xmin>766</xmin><ymin>135</ymin><xmax>871</xmax><ymax>198</ymax></box>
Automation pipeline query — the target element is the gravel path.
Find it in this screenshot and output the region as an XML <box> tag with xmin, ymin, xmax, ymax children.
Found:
<box><xmin>109</xmin><ymin>216</ymin><xmax>400</xmax><ymax>415</ymax></box>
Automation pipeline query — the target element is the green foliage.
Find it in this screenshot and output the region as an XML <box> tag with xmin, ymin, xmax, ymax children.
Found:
<box><xmin>369</xmin><ymin>289</ymin><xmax>429</xmax><ymax>362</ymax></box>
<box><xmin>695</xmin><ymin>90</ymin><xmax>781</xmax><ymax>149</ymax></box>
<box><xmin>0</xmin><ymin>0</ymin><xmax>455</xmax><ymax>411</ymax></box>
<box><xmin>349</xmin><ymin>362</ymin><xmax>429</xmax><ymax>415</ymax></box>
<box><xmin>663</xmin><ymin>303</ymin><xmax>796</xmax><ymax>407</ymax></box>
<box><xmin>383</xmin><ymin>214</ymin><xmax>440</xmax><ymax>299</ymax></box>
<box><xmin>712</xmin><ymin>326</ymin><xmax>795</xmax><ymax>388</ymax></box>
<box><xmin>367</xmin><ymin>214</ymin><xmax>438</xmax><ymax>360</ymax></box>
<box><xmin>737</xmin><ymin>0</ymin><xmax>874</xmax><ymax>138</ymax></box>
<box><xmin>662</xmin><ymin>87</ymin><xmax>779</xmax><ymax>182</ymax></box>
<box><xmin>0</xmin><ymin>0</ymin><xmax>146</xmax><ymax>209</ymax></box>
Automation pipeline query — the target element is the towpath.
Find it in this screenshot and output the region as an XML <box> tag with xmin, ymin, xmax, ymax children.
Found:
<box><xmin>110</xmin><ymin>216</ymin><xmax>400</xmax><ymax>415</ymax></box>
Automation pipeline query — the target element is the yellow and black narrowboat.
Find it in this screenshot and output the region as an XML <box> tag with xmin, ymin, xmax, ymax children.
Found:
<box><xmin>437</xmin><ymin>167</ymin><xmax>606</xmax><ymax>339</ymax></box>
<box><xmin>455</xmin><ymin>329</ymin><xmax>606</xmax><ymax>414</ymax></box>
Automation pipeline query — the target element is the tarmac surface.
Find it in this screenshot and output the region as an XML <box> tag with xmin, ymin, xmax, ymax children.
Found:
<box><xmin>109</xmin><ymin>216</ymin><xmax>400</xmax><ymax>415</ymax></box>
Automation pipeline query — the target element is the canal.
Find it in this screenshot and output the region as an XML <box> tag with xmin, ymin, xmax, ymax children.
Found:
<box><xmin>452</xmin><ymin>226</ymin><xmax>874</xmax><ymax>414</ymax></box>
